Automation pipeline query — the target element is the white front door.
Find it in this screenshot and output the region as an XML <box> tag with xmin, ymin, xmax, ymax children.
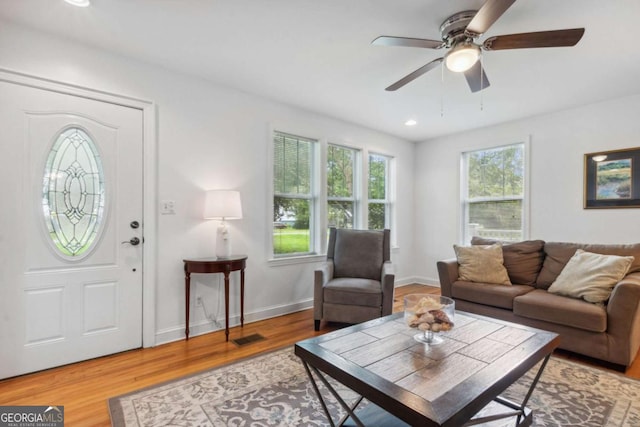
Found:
<box><xmin>0</xmin><ymin>80</ymin><xmax>144</xmax><ymax>379</ymax></box>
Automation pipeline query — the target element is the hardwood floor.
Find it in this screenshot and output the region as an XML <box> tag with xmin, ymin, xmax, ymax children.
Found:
<box><xmin>0</xmin><ymin>284</ymin><xmax>638</xmax><ymax>425</ymax></box>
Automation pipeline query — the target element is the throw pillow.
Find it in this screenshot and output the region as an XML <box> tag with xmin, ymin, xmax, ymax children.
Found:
<box><xmin>537</xmin><ymin>242</ymin><xmax>640</xmax><ymax>290</ymax></box>
<box><xmin>471</xmin><ymin>237</ymin><xmax>545</xmax><ymax>285</ymax></box>
<box><xmin>454</xmin><ymin>244</ymin><xmax>512</xmax><ymax>286</ymax></box>
<box><xmin>547</xmin><ymin>249</ymin><xmax>634</xmax><ymax>304</ymax></box>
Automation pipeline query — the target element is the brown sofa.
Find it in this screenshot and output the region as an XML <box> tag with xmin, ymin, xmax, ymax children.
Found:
<box><xmin>437</xmin><ymin>238</ymin><xmax>640</xmax><ymax>367</ymax></box>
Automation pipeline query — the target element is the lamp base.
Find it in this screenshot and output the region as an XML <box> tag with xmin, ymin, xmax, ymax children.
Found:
<box><xmin>216</xmin><ymin>222</ymin><xmax>232</xmax><ymax>258</ymax></box>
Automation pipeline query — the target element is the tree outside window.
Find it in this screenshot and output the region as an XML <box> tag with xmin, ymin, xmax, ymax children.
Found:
<box><xmin>368</xmin><ymin>153</ymin><xmax>390</xmax><ymax>230</ymax></box>
<box><xmin>327</xmin><ymin>144</ymin><xmax>357</xmax><ymax>230</ymax></box>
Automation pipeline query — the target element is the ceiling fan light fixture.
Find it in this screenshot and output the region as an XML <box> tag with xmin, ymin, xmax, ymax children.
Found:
<box><xmin>445</xmin><ymin>43</ymin><xmax>480</xmax><ymax>73</ymax></box>
<box><xmin>64</xmin><ymin>0</ymin><xmax>90</xmax><ymax>7</ymax></box>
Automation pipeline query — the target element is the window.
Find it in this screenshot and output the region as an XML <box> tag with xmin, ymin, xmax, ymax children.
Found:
<box><xmin>272</xmin><ymin>132</ymin><xmax>316</xmax><ymax>256</ymax></box>
<box><xmin>271</xmin><ymin>131</ymin><xmax>396</xmax><ymax>259</ymax></box>
<box><xmin>368</xmin><ymin>153</ymin><xmax>391</xmax><ymax>230</ymax></box>
<box><xmin>327</xmin><ymin>144</ymin><xmax>357</xmax><ymax>229</ymax></box>
<box><xmin>43</xmin><ymin>127</ymin><xmax>105</xmax><ymax>258</ymax></box>
<box><xmin>461</xmin><ymin>143</ymin><xmax>526</xmax><ymax>243</ymax></box>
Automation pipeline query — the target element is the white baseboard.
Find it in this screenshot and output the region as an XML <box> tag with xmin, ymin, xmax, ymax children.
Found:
<box><xmin>154</xmin><ymin>298</ymin><xmax>314</xmax><ymax>346</ymax></box>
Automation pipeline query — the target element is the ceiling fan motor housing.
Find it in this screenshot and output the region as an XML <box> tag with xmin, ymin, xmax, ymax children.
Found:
<box><xmin>440</xmin><ymin>10</ymin><xmax>478</xmax><ymax>47</ymax></box>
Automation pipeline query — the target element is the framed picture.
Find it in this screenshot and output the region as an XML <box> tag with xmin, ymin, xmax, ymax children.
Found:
<box><xmin>584</xmin><ymin>147</ymin><xmax>640</xmax><ymax>208</ymax></box>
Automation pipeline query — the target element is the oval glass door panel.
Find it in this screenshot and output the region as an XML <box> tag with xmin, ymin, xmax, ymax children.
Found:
<box><xmin>43</xmin><ymin>127</ymin><xmax>105</xmax><ymax>258</ymax></box>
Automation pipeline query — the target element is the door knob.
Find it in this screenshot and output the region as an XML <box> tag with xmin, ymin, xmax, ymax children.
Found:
<box><xmin>122</xmin><ymin>237</ymin><xmax>141</xmax><ymax>246</ymax></box>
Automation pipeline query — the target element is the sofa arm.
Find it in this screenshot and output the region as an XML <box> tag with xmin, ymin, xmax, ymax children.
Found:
<box><xmin>314</xmin><ymin>261</ymin><xmax>334</xmax><ymax>321</ymax></box>
<box><xmin>606</xmin><ymin>272</ymin><xmax>640</xmax><ymax>365</ymax></box>
<box><xmin>437</xmin><ymin>258</ymin><xmax>459</xmax><ymax>297</ymax></box>
<box><xmin>381</xmin><ymin>261</ymin><xmax>395</xmax><ymax>316</ymax></box>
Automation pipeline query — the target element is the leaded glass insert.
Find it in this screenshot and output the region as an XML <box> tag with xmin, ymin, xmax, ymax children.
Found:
<box><xmin>43</xmin><ymin>127</ymin><xmax>105</xmax><ymax>257</ymax></box>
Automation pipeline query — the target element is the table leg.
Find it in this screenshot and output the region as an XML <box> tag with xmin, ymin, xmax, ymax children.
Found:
<box><xmin>465</xmin><ymin>354</ymin><xmax>550</xmax><ymax>426</ymax></box>
<box><xmin>302</xmin><ymin>361</ymin><xmax>366</xmax><ymax>427</ymax></box>
<box><xmin>185</xmin><ymin>271</ymin><xmax>191</xmax><ymax>340</ymax></box>
<box><xmin>224</xmin><ymin>266</ymin><xmax>230</xmax><ymax>342</ymax></box>
<box><xmin>240</xmin><ymin>268</ymin><xmax>245</xmax><ymax>327</ymax></box>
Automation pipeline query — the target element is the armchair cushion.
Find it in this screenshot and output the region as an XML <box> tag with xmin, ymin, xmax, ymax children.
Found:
<box><xmin>333</xmin><ymin>230</ymin><xmax>385</xmax><ymax>280</ymax></box>
<box><xmin>323</xmin><ymin>278</ymin><xmax>383</xmax><ymax>308</ymax></box>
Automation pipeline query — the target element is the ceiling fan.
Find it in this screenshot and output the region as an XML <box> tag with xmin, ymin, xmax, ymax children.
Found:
<box><xmin>372</xmin><ymin>0</ymin><xmax>585</xmax><ymax>93</ymax></box>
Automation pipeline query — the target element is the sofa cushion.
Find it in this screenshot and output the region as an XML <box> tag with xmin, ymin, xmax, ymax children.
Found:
<box><xmin>536</xmin><ymin>242</ymin><xmax>640</xmax><ymax>290</ymax></box>
<box><xmin>471</xmin><ymin>237</ymin><xmax>545</xmax><ymax>285</ymax></box>
<box><xmin>323</xmin><ymin>278</ymin><xmax>382</xmax><ymax>307</ymax></box>
<box><xmin>452</xmin><ymin>281</ymin><xmax>534</xmax><ymax>310</ymax></box>
<box><xmin>548</xmin><ymin>249</ymin><xmax>634</xmax><ymax>303</ymax></box>
<box><xmin>454</xmin><ymin>244</ymin><xmax>511</xmax><ymax>285</ymax></box>
<box><xmin>514</xmin><ymin>289</ymin><xmax>607</xmax><ymax>332</ymax></box>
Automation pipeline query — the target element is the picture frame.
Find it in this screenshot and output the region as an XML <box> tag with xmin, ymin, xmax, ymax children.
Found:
<box><xmin>584</xmin><ymin>147</ymin><xmax>640</xmax><ymax>208</ymax></box>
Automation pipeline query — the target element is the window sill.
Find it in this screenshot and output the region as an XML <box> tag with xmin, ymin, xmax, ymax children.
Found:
<box><xmin>268</xmin><ymin>254</ymin><xmax>326</xmax><ymax>267</ymax></box>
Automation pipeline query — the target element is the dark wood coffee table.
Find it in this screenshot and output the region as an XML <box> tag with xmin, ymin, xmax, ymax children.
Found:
<box><xmin>295</xmin><ymin>311</ymin><xmax>559</xmax><ymax>427</ymax></box>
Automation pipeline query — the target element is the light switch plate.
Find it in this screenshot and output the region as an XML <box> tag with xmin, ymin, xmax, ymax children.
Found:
<box><xmin>160</xmin><ymin>200</ymin><xmax>175</xmax><ymax>215</ymax></box>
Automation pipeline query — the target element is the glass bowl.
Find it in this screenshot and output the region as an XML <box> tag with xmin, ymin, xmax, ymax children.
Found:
<box><xmin>404</xmin><ymin>294</ymin><xmax>455</xmax><ymax>345</ymax></box>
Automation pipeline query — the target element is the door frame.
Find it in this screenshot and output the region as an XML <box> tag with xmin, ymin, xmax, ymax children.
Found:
<box><xmin>0</xmin><ymin>67</ymin><xmax>158</xmax><ymax>348</ymax></box>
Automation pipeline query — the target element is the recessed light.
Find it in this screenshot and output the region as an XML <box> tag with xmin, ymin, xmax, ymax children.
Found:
<box><xmin>404</xmin><ymin>119</ymin><xmax>417</xmax><ymax>126</ymax></box>
<box><xmin>64</xmin><ymin>0</ymin><xmax>90</xmax><ymax>7</ymax></box>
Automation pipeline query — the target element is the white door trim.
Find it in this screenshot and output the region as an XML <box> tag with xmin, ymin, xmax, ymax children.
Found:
<box><xmin>0</xmin><ymin>67</ymin><xmax>158</xmax><ymax>348</ymax></box>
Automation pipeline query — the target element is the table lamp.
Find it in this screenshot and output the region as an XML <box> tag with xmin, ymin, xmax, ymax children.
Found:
<box><xmin>203</xmin><ymin>190</ymin><xmax>243</xmax><ymax>258</ymax></box>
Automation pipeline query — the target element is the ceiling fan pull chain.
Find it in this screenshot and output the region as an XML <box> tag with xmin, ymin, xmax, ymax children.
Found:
<box><xmin>480</xmin><ymin>55</ymin><xmax>484</xmax><ymax>111</ymax></box>
<box><xmin>440</xmin><ymin>60</ymin><xmax>445</xmax><ymax>117</ymax></box>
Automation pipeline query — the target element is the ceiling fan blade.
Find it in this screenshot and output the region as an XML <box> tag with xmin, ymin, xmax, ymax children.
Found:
<box><xmin>385</xmin><ymin>58</ymin><xmax>443</xmax><ymax>91</ymax></box>
<box><xmin>372</xmin><ymin>36</ymin><xmax>444</xmax><ymax>49</ymax></box>
<box><xmin>464</xmin><ymin>61</ymin><xmax>491</xmax><ymax>93</ymax></box>
<box><xmin>465</xmin><ymin>0</ymin><xmax>516</xmax><ymax>36</ymax></box>
<box><xmin>483</xmin><ymin>28</ymin><xmax>585</xmax><ymax>50</ymax></box>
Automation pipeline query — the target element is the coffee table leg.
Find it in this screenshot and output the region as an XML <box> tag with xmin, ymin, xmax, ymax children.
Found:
<box><xmin>464</xmin><ymin>353</ymin><xmax>551</xmax><ymax>427</ymax></box>
<box><xmin>302</xmin><ymin>361</ymin><xmax>366</xmax><ymax>427</ymax></box>
<box><xmin>519</xmin><ymin>353</ymin><xmax>551</xmax><ymax>412</ymax></box>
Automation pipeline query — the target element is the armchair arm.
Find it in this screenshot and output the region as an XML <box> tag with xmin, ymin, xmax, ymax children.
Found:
<box><xmin>436</xmin><ymin>258</ymin><xmax>459</xmax><ymax>297</ymax></box>
<box><xmin>381</xmin><ymin>261</ymin><xmax>395</xmax><ymax>316</ymax></box>
<box><xmin>606</xmin><ymin>272</ymin><xmax>640</xmax><ymax>365</ymax></box>
<box><xmin>314</xmin><ymin>260</ymin><xmax>334</xmax><ymax>320</ymax></box>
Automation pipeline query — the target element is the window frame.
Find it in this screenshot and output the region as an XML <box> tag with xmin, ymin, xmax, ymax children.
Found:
<box><xmin>460</xmin><ymin>140</ymin><xmax>530</xmax><ymax>245</ymax></box>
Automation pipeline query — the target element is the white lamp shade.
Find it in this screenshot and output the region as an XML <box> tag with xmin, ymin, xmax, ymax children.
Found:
<box><xmin>203</xmin><ymin>190</ymin><xmax>243</xmax><ymax>220</ymax></box>
<box><xmin>445</xmin><ymin>43</ymin><xmax>480</xmax><ymax>73</ymax></box>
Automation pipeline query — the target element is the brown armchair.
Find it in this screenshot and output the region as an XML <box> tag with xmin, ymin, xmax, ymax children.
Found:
<box><xmin>314</xmin><ymin>227</ymin><xmax>395</xmax><ymax>331</ymax></box>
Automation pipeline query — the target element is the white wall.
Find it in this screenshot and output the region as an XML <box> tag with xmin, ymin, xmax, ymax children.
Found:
<box><xmin>0</xmin><ymin>20</ymin><xmax>417</xmax><ymax>344</ymax></box>
<box><xmin>415</xmin><ymin>94</ymin><xmax>640</xmax><ymax>284</ymax></box>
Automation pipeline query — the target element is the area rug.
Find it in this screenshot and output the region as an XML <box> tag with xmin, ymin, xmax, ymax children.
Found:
<box><xmin>109</xmin><ymin>347</ymin><xmax>640</xmax><ymax>426</ymax></box>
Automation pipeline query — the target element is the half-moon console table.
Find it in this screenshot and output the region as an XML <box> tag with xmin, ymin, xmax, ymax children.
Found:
<box><xmin>183</xmin><ymin>255</ymin><xmax>247</xmax><ymax>341</ymax></box>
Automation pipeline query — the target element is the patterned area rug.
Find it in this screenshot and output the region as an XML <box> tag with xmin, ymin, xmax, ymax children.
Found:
<box><xmin>109</xmin><ymin>347</ymin><xmax>640</xmax><ymax>426</ymax></box>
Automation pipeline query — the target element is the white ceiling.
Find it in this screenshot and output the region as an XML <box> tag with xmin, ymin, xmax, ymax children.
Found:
<box><xmin>2</xmin><ymin>0</ymin><xmax>639</xmax><ymax>142</ymax></box>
